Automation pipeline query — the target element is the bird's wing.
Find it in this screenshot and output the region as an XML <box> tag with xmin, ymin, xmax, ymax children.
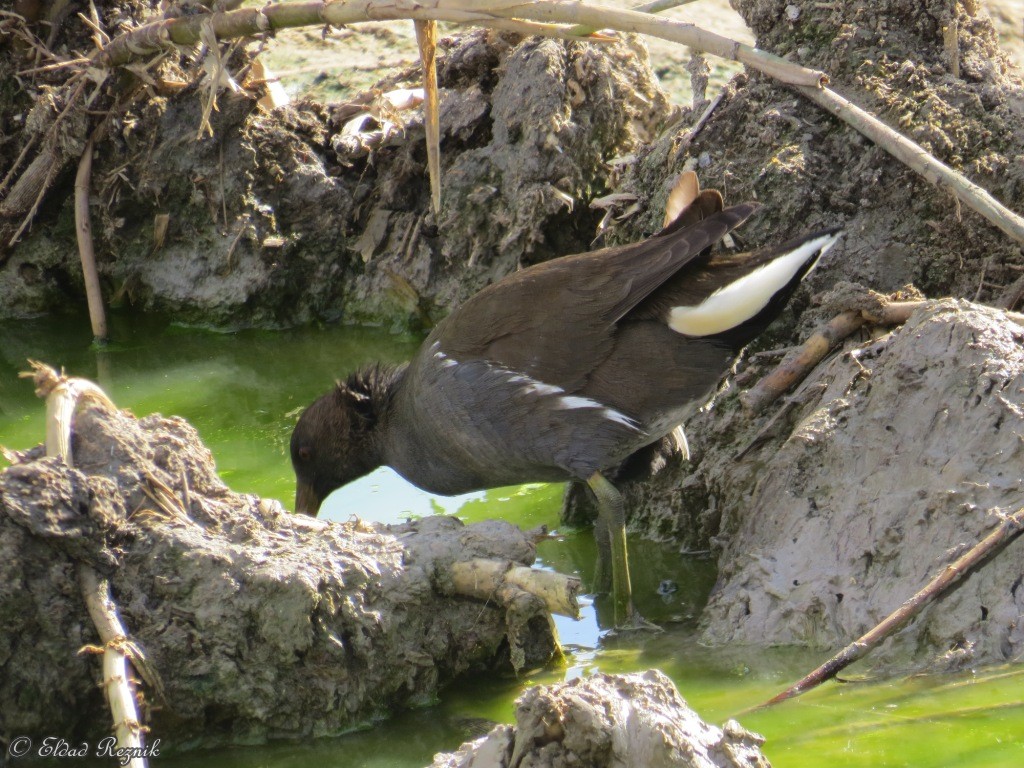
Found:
<box><xmin>435</xmin><ymin>202</ymin><xmax>757</xmax><ymax>391</ymax></box>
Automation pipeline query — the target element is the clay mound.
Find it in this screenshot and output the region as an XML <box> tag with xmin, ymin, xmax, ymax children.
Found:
<box><xmin>0</xmin><ymin>400</ymin><xmax>557</xmax><ymax>743</ymax></box>
<box><xmin>430</xmin><ymin>670</ymin><xmax>770</xmax><ymax>768</ymax></box>
<box><xmin>691</xmin><ymin>301</ymin><xmax>1024</xmax><ymax>667</ymax></box>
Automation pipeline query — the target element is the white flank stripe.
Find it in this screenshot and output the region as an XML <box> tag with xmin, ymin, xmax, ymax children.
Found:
<box><xmin>668</xmin><ymin>231</ymin><xmax>841</xmax><ymax>337</ymax></box>
<box><xmin>557</xmin><ymin>395</ymin><xmax>640</xmax><ymax>430</ymax></box>
<box><xmin>460</xmin><ymin>359</ymin><xmax>641</xmax><ymax>431</ymax></box>
<box><xmin>505</xmin><ymin>373</ymin><xmax>564</xmax><ymax>396</ymax></box>
<box><xmin>432</xmin><ymin>342</ymin><xmax>459</xmax><ymax>368</ymax></box>
<box><xmin>525</xmin><ymin>381</ymin><xmax>564</xmax><ymax>396</ymax></box>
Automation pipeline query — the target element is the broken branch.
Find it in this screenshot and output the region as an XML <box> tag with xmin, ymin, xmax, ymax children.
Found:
<box><xmin>741</xmin><ymin>299</ymin><xmax>1024</xmax><ymax>413</ymax></box>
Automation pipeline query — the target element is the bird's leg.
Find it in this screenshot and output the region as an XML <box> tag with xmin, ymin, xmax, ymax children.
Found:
<box><xmin>587</xmin><ymin>472</ymin><xmax>657</xmax><ymax>630</ymax></box>
<box><xmin>592</xmin><ymin>496</ymin><xmax>613</xmax><ymax>593</ymax></box>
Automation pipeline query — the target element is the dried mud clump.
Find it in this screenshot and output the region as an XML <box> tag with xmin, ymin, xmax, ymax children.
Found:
<box><xmin>0</xmin><ymin>401</ymin><xmax>555</xmax><ymax>743</ymax></box>
<box><xmin>431</xmin><ymin>670</ymin><xmax>770</xmax><ymax>768</ymax></box>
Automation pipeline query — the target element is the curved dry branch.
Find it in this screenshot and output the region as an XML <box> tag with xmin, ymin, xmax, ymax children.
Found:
<box><xmin>96</xmin><ymin>0</ymin><xmax>826</xmax><ymax>88</ymax></box>
<box><xmin>74</xmin><ymin>136</ymin><xmax>109</xmax><ymax>343</ymax></box>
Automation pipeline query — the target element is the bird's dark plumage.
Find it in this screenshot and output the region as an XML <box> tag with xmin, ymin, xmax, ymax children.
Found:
<box><xmin>290</xmin><ymin>175</ymin><xmax>841</xmax><ymax>625</ymax></box>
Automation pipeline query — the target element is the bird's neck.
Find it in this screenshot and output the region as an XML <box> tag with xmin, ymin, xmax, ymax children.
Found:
<box><xmin>356</xmin><ymin>363</ymin><xmax>405</xmax><ymax>427</ymax></box>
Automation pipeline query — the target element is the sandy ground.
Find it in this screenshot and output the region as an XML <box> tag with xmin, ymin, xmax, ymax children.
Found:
<box><xmin>262</xmin><ymin>1</ymin><xmax>1023</xmax><ymax>106</ymax></box>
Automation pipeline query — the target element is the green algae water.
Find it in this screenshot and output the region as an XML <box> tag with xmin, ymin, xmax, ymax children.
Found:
<box><xmin>2</xmin><ymin>312</ymin><xmax>1023</xmax><ymax>767</ymax></box>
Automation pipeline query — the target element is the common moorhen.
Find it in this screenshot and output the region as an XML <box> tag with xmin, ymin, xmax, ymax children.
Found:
<box><xmin>291</xmin><ymin>175</ymin><xmax>841</xmax><ymax>627</ymax></box>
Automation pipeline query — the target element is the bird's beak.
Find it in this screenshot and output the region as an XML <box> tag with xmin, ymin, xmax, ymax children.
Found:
<box><xmin>294</xmin><ymin>480</ymin><xmax>323</xmax><ymax>517</ymax></box>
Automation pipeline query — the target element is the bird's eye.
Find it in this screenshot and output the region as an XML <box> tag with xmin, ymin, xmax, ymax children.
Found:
<box><xmin>298</xmin><ymin>446</ymin><xmax>312</xmax><ymax>462</ymax></box>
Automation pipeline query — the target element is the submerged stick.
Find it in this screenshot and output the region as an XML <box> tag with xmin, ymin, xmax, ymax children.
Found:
<box><xmin>760</xmin><ymin>505</ymin><xmax>1024</xmax><ymax>708</ymax></box>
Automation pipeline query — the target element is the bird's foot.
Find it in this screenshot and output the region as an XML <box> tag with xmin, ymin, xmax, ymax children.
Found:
<box><xmin>611</xmin><ymin>604</ymin><xmax>663</xmax><ymax>634</ymax></box>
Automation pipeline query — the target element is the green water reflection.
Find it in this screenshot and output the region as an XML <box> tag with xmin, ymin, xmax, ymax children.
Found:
<box><xmin>2</xmin><ymin>312</ymin><xmax>1022</xmax><ymax>767</ymax></box>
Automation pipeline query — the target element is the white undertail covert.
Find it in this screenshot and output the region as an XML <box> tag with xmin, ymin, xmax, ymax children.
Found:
<box><xmin>668</xmin><ymin>231</ymin><xmax>842</xmax><ymax>337</ymax></box>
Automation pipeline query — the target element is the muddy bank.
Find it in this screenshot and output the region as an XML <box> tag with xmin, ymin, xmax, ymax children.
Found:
<box><xmin>698</xmin><ymin>301</ymin><xmax>1024</xmax><ymax>664</ymax></box>
<box><xmin>0</xmin><ymin>395</ymin><xmax>559</xmax><ymax>743</ymax></box>
<box><xmin>0</xmin><ymin>21</ymin><xmax>668</xmax><ymax>328</ymax></box>
<box><xmin>430</xmin><ymin>670</ymin><xmax>769</xmax><ymax>768</ymax></box>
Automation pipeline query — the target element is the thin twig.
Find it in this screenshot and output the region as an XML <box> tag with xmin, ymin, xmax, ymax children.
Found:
<box><xmin>673</xmin><ymin>88</ymin><xmax>726</xmax><ymax>163</ymax></box>
<box><xmin>16</xmin><ymin>56</ymin><xmax>92</xmax><ymax>76</ymax></box>
<box><xmin>0</xmin><ymin>131</ymin><xmax>41</xmax><ymax>197</ymax></box>
<box><xmin>757</xmin><ymin>506</ymin><xmax>1024</xmax><ymax>708</ymax></box>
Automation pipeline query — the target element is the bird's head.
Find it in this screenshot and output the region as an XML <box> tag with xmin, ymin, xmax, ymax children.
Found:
<box><xmin>290</xmin><ymin>366</ymin><xmax>397</xmax><ymax>516</ymax></box>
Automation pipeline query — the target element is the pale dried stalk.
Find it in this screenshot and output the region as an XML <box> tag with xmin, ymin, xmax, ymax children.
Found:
<box><xmin>22</xmin><ymin>362</ymin><xmax>146</xmax><ymax>766</ymax></box>
<box><xmin>79</xmin><ymin>569</ymin><xmax>149</xmax><ymax>768</ymax></box>
<box><xmin>414</xmin><ymin>19</ymin><xmax>441</xmax><ymax>216</ymax></box>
